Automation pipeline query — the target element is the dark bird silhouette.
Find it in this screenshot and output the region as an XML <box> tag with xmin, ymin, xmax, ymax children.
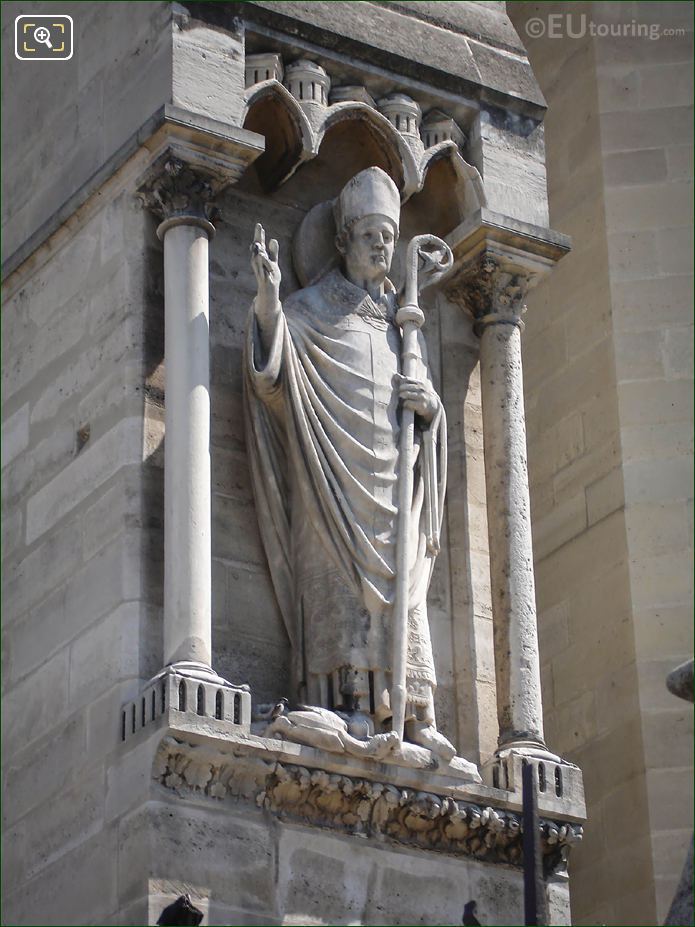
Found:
<box><xmin>157</xmin><ymin>894</ymin><xmax>203</xmax><ymax>926</ymax></box>
<box><xmin>463</xmin><ymin>900</ymin><xmax>481</xmax><ymax>926</ymax></box>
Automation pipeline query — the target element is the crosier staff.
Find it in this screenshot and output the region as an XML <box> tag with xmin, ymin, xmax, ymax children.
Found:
<box><xmin>391</xmin><ymin>234</ymin><xmax>453</xmax><ymax>744</ymax></box>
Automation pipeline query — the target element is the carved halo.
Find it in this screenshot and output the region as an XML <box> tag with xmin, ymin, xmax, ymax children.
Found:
<box><xmin>292</xmin><ymin>199</ymin><xmax>340</xmax><ymax>288</ymax></box>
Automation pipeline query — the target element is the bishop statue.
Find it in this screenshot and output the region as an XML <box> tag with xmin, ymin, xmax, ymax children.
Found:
<box><xmin>243</xmin><ymin>167</ymin><xmax>454</xmax><ymax>758</ymax></box>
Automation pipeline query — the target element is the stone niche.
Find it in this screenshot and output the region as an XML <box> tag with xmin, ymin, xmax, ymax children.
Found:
<box><xmin>209</xmin><ymin>49</ymin><xmax>487</xmax><ymax>759</ymax></box>
<box><xmin>123</xmin><ymin>7</ymin><xmax>585</xmax><ymax>917</ymax></box>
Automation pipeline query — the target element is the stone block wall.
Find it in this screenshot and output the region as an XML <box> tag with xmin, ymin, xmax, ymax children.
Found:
<box><xmin>594</xmin><ymin>4</ymin><xmax>694</xmax><ymax>917</ymax></box>
<box><xmin>1</xmin><ymin>188</ymin><xmax>159</xmax><ymax>924</ymax></box>
<box><xmin>1</xmin><ymin>1</ymin><xmax>171</xmax><ymax>265</ymax></box>
<box><xmin>1</xmin><ymin>0</ymin><xmax>248</xmax><ymax>271</ymax></box>
<box><xmin>132</xmin><ymin>795</ymin><xmax>533</xmax><ymax>927</ymax></box>
<box><xmin>507</xmin><ymin>2</ymin><xmax>693</xmax><ymax>923</ymax></box>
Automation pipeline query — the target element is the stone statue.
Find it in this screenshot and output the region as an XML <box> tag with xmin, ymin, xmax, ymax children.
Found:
<box><xmin>244</xmin><ymin>167</ymin><xmax>454</xmax><ymax>759</ymax></box>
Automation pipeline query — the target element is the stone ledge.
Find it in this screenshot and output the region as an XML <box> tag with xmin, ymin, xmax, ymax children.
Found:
<box><xmin>121</xmin><ymin>704</ymin><xmax>585</xmax><ymax>823</ymax></box>
<box><xmin>150</xmin><ymin>730</ymin><xmax>583</xmax><ymax>874</ymax></box>
<box><xmin>370</xmin><ymin>2</ymin><xmax>528</xmax><ymax>55</ymax></box>
<box><xmin>447</xmin><ymin>208</ymin><xmax>572</xmax><ymax>266</ymax></box>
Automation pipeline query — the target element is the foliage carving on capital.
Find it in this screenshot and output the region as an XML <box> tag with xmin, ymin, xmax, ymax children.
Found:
<box><xmin>140</xmin><ymin>158</ymin><xmax>218</xmax><ymax>223</ymax></box>
<box><xmin>446</xmin><ymin>251</ymin><xmax>537</xmax><ymax>331</ymax></box>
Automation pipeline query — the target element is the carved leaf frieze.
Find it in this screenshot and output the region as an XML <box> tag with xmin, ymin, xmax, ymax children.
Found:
<box><xmin>152</xmin><ymin>738</ymin><xmax>582</xmax><ymax>873</ymax></box>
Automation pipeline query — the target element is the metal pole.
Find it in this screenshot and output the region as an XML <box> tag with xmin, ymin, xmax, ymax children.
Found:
<box><xmin>522</xmin><ymin>760</ymin><xmax>549</xmax><ymax>926</ymax></box>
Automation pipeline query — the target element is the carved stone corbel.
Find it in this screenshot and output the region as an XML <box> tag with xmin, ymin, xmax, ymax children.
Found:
<box><xmin>140</xmin><ymin>156</ymin><xmax>218</xmax><ymax>229</ymax></box>
<box><xmin>447</xmin><ymin>250</ymin><xmax>537</xmax><ymax>335</ymax></box>
<box><xmin>152</xmin><ymin>737</ymin><xmax>584</xmax><ymax>874</ymax></box>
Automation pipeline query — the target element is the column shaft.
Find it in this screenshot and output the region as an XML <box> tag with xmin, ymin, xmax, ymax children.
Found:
<box><xmin>162</xmin><ymin>223</ymin><xmax>212</xmax><ymax>667</ymax></box>
<box><xmin>479</xmin><ymin>320</ymin><xmax>545</xmax><ymax>748</ymax></box>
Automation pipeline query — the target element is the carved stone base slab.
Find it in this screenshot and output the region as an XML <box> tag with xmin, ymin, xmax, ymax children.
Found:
<box><xmin>150</xmin><ymin>726</ymin><xmax>583</xmax><ymax>875</ymax></box>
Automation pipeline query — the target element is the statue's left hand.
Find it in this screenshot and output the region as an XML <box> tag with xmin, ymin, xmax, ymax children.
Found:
<box><xmin>394</xmin><ymin>375</ymin><xmax>440</xmax><ymax>423</ymax></box>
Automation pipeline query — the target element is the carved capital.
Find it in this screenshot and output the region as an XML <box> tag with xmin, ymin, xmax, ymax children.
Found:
<box><xmin>444</xmin><ymin>209</ymin><xmax>571</xmax><ymax>337</ymax></box>
<box><xmin>140</xmin><ymin>157</ymin><xmax>218</xmax><ymax>231</ymax></box>
<box><xmin>133</xmin><ymin>106</ymin><xmax>264</xmax><ymax>236</ymax></box>
<box><xmin>446</xmin><ymin>250</ymin><xmax>536</xmax><ymax>334</ymax></box>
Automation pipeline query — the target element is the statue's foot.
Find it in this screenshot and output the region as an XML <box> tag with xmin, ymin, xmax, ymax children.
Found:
<box><xmin>341</xmin><ymin>730</ymin><xmax>399</xmax><ymax>759</ymax></box>
<box><xmin>406</xmin><ymin>720</ymin><xmax>456</xmax><ymax>761</ymax></box>
<box><xmin>367</xmin><ymin>731</ymin><xmax>400</xmax><ymax>758</ymax></box>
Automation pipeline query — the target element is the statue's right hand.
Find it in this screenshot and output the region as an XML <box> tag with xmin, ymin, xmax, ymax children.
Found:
<box><xmin>250</xmin><ymin>223</ymin><xmax>281</xmax><ymax>305</ymax></box>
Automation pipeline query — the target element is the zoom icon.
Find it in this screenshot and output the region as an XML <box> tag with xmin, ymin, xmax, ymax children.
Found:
<box><xmin>15</xmin><ymin>15</ymin><xmax>73</xmax><ymax>60</ymax></box>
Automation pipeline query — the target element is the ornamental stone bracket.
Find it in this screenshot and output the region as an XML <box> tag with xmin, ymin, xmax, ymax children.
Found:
<box><xmin>445</xmin><ymin>207</ymin><xmax>571</xmax><ymax>328</ymax></box>
<box><xmin>148</xmin><ymin>726</ymin><xmax>584</xmax><ymax>876</ymax></box>
<box><xmin>137</xmin><ymin>103</ymin><xmax>265</xmax><ymax>220</ymax></box>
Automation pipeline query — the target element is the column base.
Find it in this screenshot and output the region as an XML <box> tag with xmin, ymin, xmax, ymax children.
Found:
<box><xmin>156</xmin><ymin>660</ymin><xmax>247</xmax><ymax>690</ymax></box>
<box><xmin>481</xmin><ymin>746</ymin><xmax>586</xmax><ymax>822</ymax></box>
<box><xmin>496</xmin><ymin>739</ymin><xmax>562</xmax><ymax>763</ymax></box>
<box><xmin>120</xmin><ymin>663</ymin><xmax>252</xmax><ymax>743</ymax></box>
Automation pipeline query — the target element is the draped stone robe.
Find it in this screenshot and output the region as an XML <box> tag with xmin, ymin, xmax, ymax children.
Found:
<box><xmin>243</xmin><ymin>268</ymin><xmax>446</xmax><ymax>726</ymax></box>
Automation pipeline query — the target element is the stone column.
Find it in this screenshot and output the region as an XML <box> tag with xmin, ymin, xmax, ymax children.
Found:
<box><xmin>147</xmin><ymin>159</ymin><xmax>219</xmax><ymax>678</ymax></box>
<box><xmin>476</xmin><ymin>257</ymin><xmax>543</xmax><ymax>750</ymax></box>
<box><xmin>121</xmin><ymin>114</ymin><xmax>263</xmax><ymax>735</ymax></box>
<box><xmin>447</xmin><ymin>210</ymin><xmax>570</xmax><ymax>757</ymax></box>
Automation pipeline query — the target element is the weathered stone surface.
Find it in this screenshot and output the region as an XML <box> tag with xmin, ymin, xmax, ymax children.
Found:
<box><xmin>3</xmin><ymin>824</ymin><xmax>119</xmax><ymax>927</ymax></box>
<box><xmin>508</xmin><ymin>4</ymin><xmax>693</xmax><ymax>923</ymax></box>
<box><xmin>1</xmin><ymin>1</ymin><xmax>171</xmax><ymax>264</ymax></box>
<box><xmin>3</xmin><ymin>714</ymin><xmax>87</xmax><ymax>827</ymax></box>
<box><xmin>25</xmin><ymin>416</ymin><xmax>144</xmax><ymax>544</ymax></box>
<box><xmin>2</xmin><ymin>648</ymin><xmax>70</xmax><ymax>758</ymax></box>
<box><xmin>375</xmin><ymin>1</ymin><xmax>526</xmax><ymax>52</ymax></box>
<box><xmin>172</xmin><ymin>15</ymin><xmax>245</xmax><ymax>128</ymax></box>
<box><xmin>1</xmin><ymin>402</ymin><xmax>29</xmax><ymax>470</ymax></box>
<box><xmin>2</xmin><ymin>517</ymin><xmax>82</xmax><ymax>624</ymax></box>
<box><xmin>207</xmin><ymin>1</ymin><xmax>545</xmax><ymax>111</ymax></box>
